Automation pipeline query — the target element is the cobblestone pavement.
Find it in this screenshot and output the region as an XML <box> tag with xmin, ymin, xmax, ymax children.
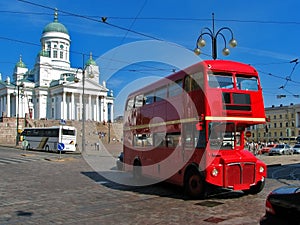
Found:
<box><xmin>0</xmin><ymin>145</ymin><xmax>299</xmax><ymax>225</ymax></box>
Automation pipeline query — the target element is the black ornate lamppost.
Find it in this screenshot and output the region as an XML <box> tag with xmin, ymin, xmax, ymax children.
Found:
<box><xmin>15</xmin><ymin>83</ymin><xmax>24</xmax><ymax>146</ymax></box>
<box><xmin>194</xmin><ymin>13</ymin><xmax>237</xmax><ymax>59</ymax></box>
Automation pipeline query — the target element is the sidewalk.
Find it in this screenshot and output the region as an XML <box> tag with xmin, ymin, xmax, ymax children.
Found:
<box><xmin>88</xmin><ymin>142</ymin><xmax>300</xmax><ymax>167</ymax></box>
<box><xmin>2</xmin><ymin>143</ymin><xmax>300</xmax><ymax>167</ymax></box>
<box><xmin>257</xmin><ymin>154</ymin><xmax>300</xmax><ymax>167</ymax></box>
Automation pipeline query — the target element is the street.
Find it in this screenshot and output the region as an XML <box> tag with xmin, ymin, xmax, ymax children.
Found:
<box><xmin>0</xmin><ymin>146</ymin><xmax>300</xmax><ymax>225</ymax></box>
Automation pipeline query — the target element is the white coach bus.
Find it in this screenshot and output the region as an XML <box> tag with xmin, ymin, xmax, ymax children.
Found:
<box><xmin>21</xmin><ymin>126</ymin><xmax>77</xmax><ymax>152</ymax></box>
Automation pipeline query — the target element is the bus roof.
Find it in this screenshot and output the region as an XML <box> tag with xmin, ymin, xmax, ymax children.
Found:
<box><xmin>127</xmin><ymin>60</ymin><xmax>258</xmax><ymax>98</ymax></box>
<box><xmin>23</xmin><ymin>125</ymin><xmax>76</xmax><ymax>130</ymax></box>
<box><xmin>203</xmin><ymin>60</ymin><xmax>257</xmax><ymax>74</ymax></box>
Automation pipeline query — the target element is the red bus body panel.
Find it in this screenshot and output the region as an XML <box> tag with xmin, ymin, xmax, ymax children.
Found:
<box><xmin>123</xmin><ymin>60</ymin><xmax>267</xmax><ymax>191</ymax></box>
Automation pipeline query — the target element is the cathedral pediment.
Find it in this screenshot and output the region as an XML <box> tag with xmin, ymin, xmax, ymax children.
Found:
<box><xmin>65</xmin><ymin>79</ymin><xmax>108</xmax><ymax>92</ymax></box>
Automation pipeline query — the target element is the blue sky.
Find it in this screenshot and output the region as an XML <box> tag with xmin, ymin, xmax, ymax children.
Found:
<box><xmin>1</xmin><ymin>0</ymin><xmax>300</xmax><ymax>117</ymax></box>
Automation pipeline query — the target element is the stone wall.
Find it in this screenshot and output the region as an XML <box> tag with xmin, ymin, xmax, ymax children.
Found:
<box><xmin>0</xmin><ymin>117</ymin><xmax>25</xmax><ymax>145</ymax></box>
<box><xmin>0</xmin><ymin>117</ymin><xmax>123</xmax><ymax>147</ymax></box>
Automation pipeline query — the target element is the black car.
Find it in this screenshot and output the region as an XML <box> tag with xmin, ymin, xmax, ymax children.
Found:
<box><xmin>260</xmin><ymin>185</ymin><xmax>300</xmax><ymax>225</ymax></box>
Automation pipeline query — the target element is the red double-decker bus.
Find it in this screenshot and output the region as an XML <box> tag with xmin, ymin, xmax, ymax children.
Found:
<box><xmin>123</xmin><ymin>60</ymin><xmax>267</xmax><ymax>198</ymax></box>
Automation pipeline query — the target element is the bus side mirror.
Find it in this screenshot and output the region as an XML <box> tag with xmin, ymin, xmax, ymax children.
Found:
<box><xmin>196</xmin><ymin>122</ymin><xmax>203</xmax><ymax>131</ymax></box>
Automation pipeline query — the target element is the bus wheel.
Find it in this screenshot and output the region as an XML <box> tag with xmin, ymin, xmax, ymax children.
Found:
<box><xmin>243</xmin><ymin>179</ymin><xmax>265</xmax><ymax>195</ymax></box>
<box><xmin>133</xmin><ymin>160</ymin><xmax>142</xmax><ymax>180</ymax></box>
<box><xmin>184</xmin><ymin>168</ymin><xmax>206</xmax><ymax>199</ymax></box>
<box><xmin>45</xmin><ymin>145</ymin><xmax>50</xmax><ymax>152</ymax></box>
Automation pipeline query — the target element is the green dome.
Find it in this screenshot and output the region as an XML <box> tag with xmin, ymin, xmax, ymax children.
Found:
<box><xmin>43</xmin><ymin>22</ymin><xmax>68</xmax><ymax>34</ymax></box>
<box><xmin>15</xmin><ymin>56</ymin><xmax>26</xmax><ymax>68</ymax></box>
<box><xmin>85</xmin><ymin>53</ymin><xmax>97</xmax><ymax>66</ymax></box>
<box><xmin>42</xmin><ymin>10</ymin><xmax>69</xmax><ymax>35</ymax></box>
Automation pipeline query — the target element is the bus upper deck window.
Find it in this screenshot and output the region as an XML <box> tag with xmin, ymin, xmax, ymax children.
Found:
<box><xmin>208</xmin><ymin>73</ymin><xmax>233</xmax><ymax>89</ymax></box>
<box><xmin>145</xmin><ymin>92</ymin><xmax>155</xmax><ymax>105</ymax></box>
<box><xmin>236</xmin><ymin>76</ymin><xmax>258</xmax><ymax>91</ymax></box>
<box><xmin>155</xmin><ymin>86</ymin><xmax>167</xmax><ymax>102</ymax></box>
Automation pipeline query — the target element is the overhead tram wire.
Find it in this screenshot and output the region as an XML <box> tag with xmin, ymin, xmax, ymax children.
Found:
<box><xmin>0</xmin><ymin>36</ymin><xmax>40</xmax><ymax>47</ymax></box>
<box><xmin>17</xmin><ymin>0</ymin><xmax>162</xmax><ymax>41</ymax></box>
<box><xmin>0</xmin><ymin>10</ymin><xmax>52</xmax><ymax>16</ymax></box>
<box><xmin>16</xmin><ymin>0</ymin><xmax>213</xmax><ymax>58</ymax></box>
<box><xmin>103</xmin><ymin>0</ymin><xmax>149</xmax><ymax>78</ymax></box>
<box><xmin>0</xmin><ymin>35</ymin><xmax>92</xmax><ymax>61</ymax></box>
<box><xmin>4</xmin><ymin>7</ymin><xmax>300</xmax><ymax>26</ymax></box>
<box><xmin>0</xmin><ymin>34</ymin><xmax>179</xmax><ymax>76</ymax></box>
<box><xmin>19</xmin><ymin>1</ymin><xmax>280</xmax><ymax>69</ymax></box>
<box><xmin>120</xmin><ymin>0</ymin><xmax>147</xmax><ymax>44</ymax></box>
<box><xmin>8</xmin><ymin>1</ymin><xmax>299</xmax><ymax>75</ymax></box>
<box><xmin>257</xmin><ymin>69</ymin><xmax>300</xmax><ymax>86</ymax></box>
<box><xmin>5</xmin><ymin>1</ymin><xmax>298</xmax><ymax>80</ymax></box>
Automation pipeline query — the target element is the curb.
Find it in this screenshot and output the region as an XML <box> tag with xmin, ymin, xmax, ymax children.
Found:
<box><xmin>266</xmin><ymin>164</ymin><xmax>282</xmax><ymax>168</ymax></box>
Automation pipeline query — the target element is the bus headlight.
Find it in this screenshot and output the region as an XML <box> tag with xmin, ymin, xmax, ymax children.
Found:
<box><xmin>259</xmin><ymin>166</ymin><xmax>264</xmax><ymax>173</ymax></box>
<box><xmin>211</xmin><ymin>168</ymin><xmax>219</xmax><ymax>177</ymax></box>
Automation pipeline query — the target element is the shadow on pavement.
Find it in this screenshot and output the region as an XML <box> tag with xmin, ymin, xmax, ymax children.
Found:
<box><xmin>81</xmin><ymin>170</ymin><xmax>246</xmax><ymax>201</ymax></box>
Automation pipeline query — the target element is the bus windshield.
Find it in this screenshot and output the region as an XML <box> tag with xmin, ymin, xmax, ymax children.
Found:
<box><xmin>208</xmin><ymin>73</ymin><xmax>233</xmax><ymax>89</ymax></box>
<box><xmin>208</xmin><ymin>122</ymin><xmax>241</xmax><ymax>150</ymax></box>
<box><xmin>236</xmin><ymin>75</ymin><xmax>258</xmax><ymax>91</ymax></box>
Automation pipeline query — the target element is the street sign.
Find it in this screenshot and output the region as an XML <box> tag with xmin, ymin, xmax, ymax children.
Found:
<box><xmin>245</xmin><ymin>131</ymin><xmax>252</xmax><ymax>138</ymax></box>
<box><xmin>57</xmin><ymin>143</ymin><xmax>65</xmax><ymax>151</ymax></box>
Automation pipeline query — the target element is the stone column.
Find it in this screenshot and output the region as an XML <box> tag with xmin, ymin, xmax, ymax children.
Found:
<box><xmin>62</xmin><ymin>92</ymin><xmax>66</xmax><ymax>119</ymax></box>
<box><xmin>71</xmin><ymin>92</ymin><xmax>75</xmax><ymax>120</ymax></box>
<box><xmin>88</xmin><ymin>94</ymin><xmax>92</xmax><ymax>120</ymax></box>
<box><xmin>96</xmin><ymin>96</ymin><xmax>99</xmax><ymax>121</ymax></box>
<box><xmin>6</xmin><ymin>93</ymin><xmax>10</xmax><ymax>117</ymax></box>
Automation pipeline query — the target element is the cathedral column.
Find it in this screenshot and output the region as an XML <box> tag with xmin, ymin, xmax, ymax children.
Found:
<box><xmin>0</xmin><ymin>96</ymin><xmax>3</xmax><ymax>116</ymax></box>
<box><xmin>71</xmin><ymin>92</ymin><xmax>75</xmax><ymax>120</ymax></box>
<box><xmin>88</xmin><ymin>94</ymin><xmax>91</xmax><ymax>120</ymax></box>
<box><xmin>62</xmin><ymin>92</ymin><xmax>66</xmax><ymax>119</ymax></box>
<box><xmin>100</xmin><ymin>96</ymin><xmax>104</xmax><ymax>122</ymax></box>
<box><xmin>96</xmin><ymin>95</ymin><xmax>99</xmax><ymax>121</ymax></box>
<box><xmin>53</xmin><ymin>94</ymin><xmax>56</xmax><ymax>119</ymax></box>
<box><xmin>6</xmin><ymin>94</ymin><xmax>10</xmax><ymax>117</ymax></box>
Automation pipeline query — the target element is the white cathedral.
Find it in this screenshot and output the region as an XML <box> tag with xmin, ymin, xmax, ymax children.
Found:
<box><xmin>0</xmin><ymin>10</ymin><xmax>114</xmax><ymax>123</ymax></box>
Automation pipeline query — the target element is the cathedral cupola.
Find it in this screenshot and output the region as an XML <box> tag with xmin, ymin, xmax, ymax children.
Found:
<box><xmin>40</xmin><ymin>8</ymin><xmax>71</xmax><ymax>68</ymax></box>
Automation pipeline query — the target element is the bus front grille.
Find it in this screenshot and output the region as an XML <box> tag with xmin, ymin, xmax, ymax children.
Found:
<box><xmin>225</xmin><ymin>162</ymin><xmax>255</xmax><ymax>188</ymax></box>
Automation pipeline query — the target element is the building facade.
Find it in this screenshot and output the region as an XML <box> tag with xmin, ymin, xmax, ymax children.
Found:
<box><xmin>248</xmin><ymin>103</ymin><xmax>300</xmax><ymax>143</ymax></box>
<box><xmin>0</xmin><ymin>10</ymin><xmax>114</xmax><ymax>126</ymax></box>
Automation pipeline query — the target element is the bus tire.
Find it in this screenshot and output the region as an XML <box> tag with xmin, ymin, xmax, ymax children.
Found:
<box><xmin>184</xmin><ymin>168</ymin><xmax>206</xmax><ymax>199</ymax></box>
<box><xmin>45</xmin><ymin>145</ymin><xmax>50</xmax><ymax>152</ymax></box>
<box><xmin>133</xmin><ymin>159</ymin><xmax>142</xmax><ymax>180</ymax></box>
<box><xmin>243</xmin><ymin>179</ymin><xmax>265</xmax><ymax>195</ymax></box>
